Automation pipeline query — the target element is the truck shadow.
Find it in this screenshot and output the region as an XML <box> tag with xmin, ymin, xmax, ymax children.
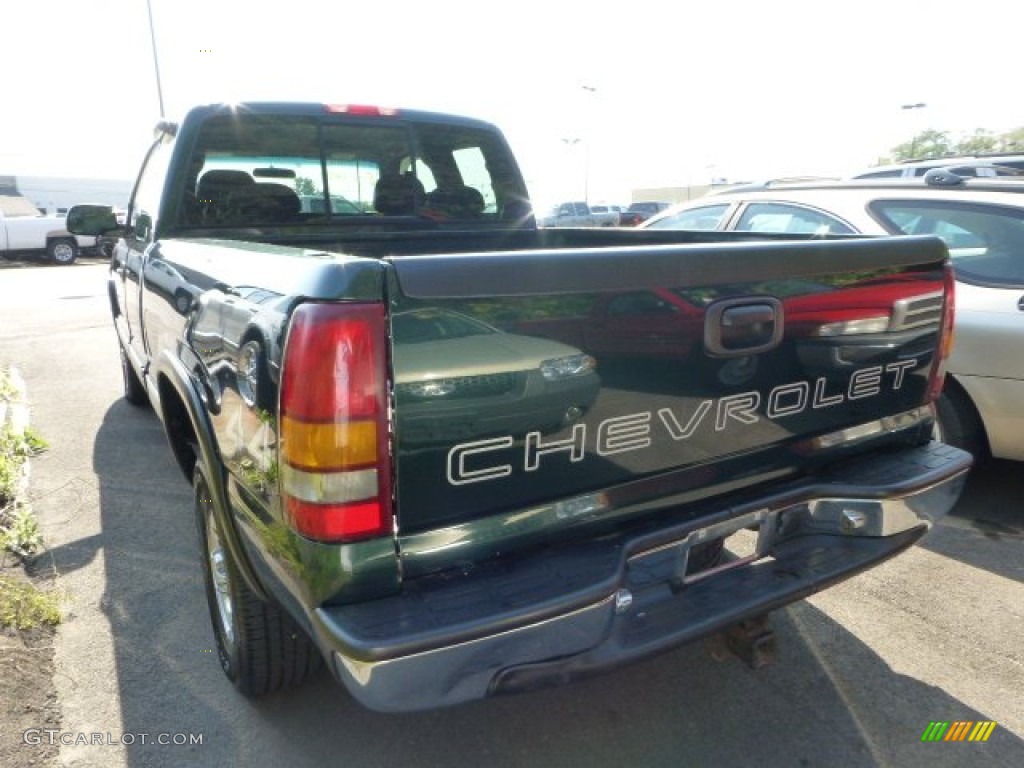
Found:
<box><xmin>89</xmin><ymin>401</ymin><xmax>1021</xmax><ymax>768</ymax></box>
<box><xmin>921</xmin><ymin>457</ymin><xmax>1024</xmax><ymax>585</ymax></box>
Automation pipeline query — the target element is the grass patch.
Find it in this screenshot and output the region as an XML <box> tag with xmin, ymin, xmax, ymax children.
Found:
<box><xmin>0</xmin><ymin>365</ymin><xmax>60</xmax><ymax>628</ymax></box>
<box><xmin>0</xmin><ymin>425</ymin><xmax>49</xmax><ymax>501</ymax></box>
<box><xmin>1</xmin><ymin>504</ymin><xmax>44</xmax><ymax>560</ymax></box>
<box><xmin>0</xmin><ymin>575</ymin><xmax>61</xmax><ymax>629</ymax></box>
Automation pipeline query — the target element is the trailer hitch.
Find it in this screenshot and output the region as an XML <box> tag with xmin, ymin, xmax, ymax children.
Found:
<box><xmin>708</xmin><ymin>614</ymin><xmax>777</xmax><ymax>669</ymax></box>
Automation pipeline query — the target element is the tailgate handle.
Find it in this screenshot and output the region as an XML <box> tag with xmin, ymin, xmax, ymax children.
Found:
<box><xmin>705</xmin><ymin>298</ymin><xmax>784</xmax><ymax>357</ymax></box>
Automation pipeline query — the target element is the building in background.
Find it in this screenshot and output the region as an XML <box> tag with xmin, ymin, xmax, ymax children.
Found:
<box><xmin>0</xmin><ymin>175</ymin><xmax>41</xmax><ymax>216</ymax></box>
<box><xmin>2</xmin><ymin>175</ymin><xmax>132</xmax><ymax>215</ymax></box>
<box><xmin>630</xmin><ymin>185</ymin><xmax>718</xmax><ymax>205</ymax></box>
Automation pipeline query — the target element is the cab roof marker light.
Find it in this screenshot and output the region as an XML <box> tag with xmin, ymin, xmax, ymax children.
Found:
<box><xmin>325</xmin><ymin>104</ymin><xmax>399</xmax><ymax>117</ymax></box>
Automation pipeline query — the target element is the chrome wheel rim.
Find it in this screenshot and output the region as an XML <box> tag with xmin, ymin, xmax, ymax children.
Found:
<box><xmin>205</xmin><ymin>510</ymin><xmax>235</xmax><ymax>645</ymax></box>
<box><xmin>52</xmin><ymin>242</ymin><xmax>75</xmax><ymax>263</ymax></box>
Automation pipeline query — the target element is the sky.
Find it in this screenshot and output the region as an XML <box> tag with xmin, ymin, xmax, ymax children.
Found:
<box><xmin>2</xmin><ymin>0</ymin><xmax>1020</xmax><ymax>208</ymax></box>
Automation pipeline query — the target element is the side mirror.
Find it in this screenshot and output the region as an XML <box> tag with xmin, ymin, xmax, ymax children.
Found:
<box><xmin>66</xmin><ymin>205</ymin><xmax>119</xmax><ymax>236</ymax></box>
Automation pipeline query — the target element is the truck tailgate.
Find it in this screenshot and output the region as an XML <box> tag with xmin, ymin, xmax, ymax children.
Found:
<box><xmin>386</xmin><ymin>236</ymin><xmax>949</xmax><ymax>571</ymax></box>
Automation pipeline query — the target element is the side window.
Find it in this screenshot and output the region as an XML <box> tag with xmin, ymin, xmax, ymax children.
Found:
<box><xmin>946</xmin><ymin>166</ymin><xmax>984</xmax><ymax>178</ymax></box>
<box><xmin>736</xmin><ymin>202</ymin><xmax>854</xmax><ymax>235</ymax></box>
<box><xmin>130</xmin><ymin>138</ymin><xmax>172</xmax><ymax>242</ymax></box>
<box><xmin>645</xmin><ymin>203</ymin><xmax>730</xmax><ymax>230</ymax></box>
<box><xmin>873</xmin><ymin>200</ymin><xmax>1024</xmax><ymax>286</ymax></box>
<box><xmin>857</xmin><ymin>169</ymin><xmax>903</xmax><ymax>179</ymax></box>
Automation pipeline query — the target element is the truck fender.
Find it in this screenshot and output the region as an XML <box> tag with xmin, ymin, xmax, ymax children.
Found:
<box><xmin>156</xmin><ymin>350</ymin><xmax>270</xmax><ymax>602</ymax></box>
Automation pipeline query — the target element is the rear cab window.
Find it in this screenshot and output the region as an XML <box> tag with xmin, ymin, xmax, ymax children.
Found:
<box><xmin>176</xmin><ymin>110</ymin><xmax>528</xmax><ymax>229</ymax></box>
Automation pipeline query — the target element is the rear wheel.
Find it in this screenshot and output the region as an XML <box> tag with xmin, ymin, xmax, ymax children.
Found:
<box><xmin>194</xmin><ymin>464</ymin><xmax>320</xmax><ymax>695</ymax></box>
<box><xmin>119</xmin><ymin>345</ymin><xmax>149</xmax><ymax>406</ymax></box>
<box><xmin>47</xmin><ymin>238</ymin><xmax>78</xmax><ymax>265</ymax></box>
<box><xmin>934</xmin><ymin>385</ymin><xmax>987</xmax><ymax>460</ymax></box>
<box><xmin>173</xmin><ymin>289</ymin><xmax>192</xmax><ymax>314</ymax></box>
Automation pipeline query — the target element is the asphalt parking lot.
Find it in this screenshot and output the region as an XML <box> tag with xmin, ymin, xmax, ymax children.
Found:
<box><xmin>0</xmin><ymin>263</ymin><xmax>1021</xmax><ymax>768</ymax></box>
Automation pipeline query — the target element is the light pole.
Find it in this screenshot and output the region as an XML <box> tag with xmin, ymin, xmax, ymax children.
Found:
<box><xmin>901</xmin><ymin>102</ymin><xmax>927</xmax><ymax>158</ymax></box>
<box><xmin>147</xmin><ymin>0</ymin><xmax>166</xmax><ymax>117</ymax></box>
<box><xmin>581</xmin><ymin>85</ymin><xmax>597</xmax><ymax>204</ymax></box>
<box><xmin>561</xmin><ymin>138</ymin><xmax>582</xmax><ymax>201</ymax></box>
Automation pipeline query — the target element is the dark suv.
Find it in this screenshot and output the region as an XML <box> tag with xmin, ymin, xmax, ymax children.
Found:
<box><xmin>619</xmin><ymin>200</ymin><xmax>670</xmax><ymax>226</ymax></box>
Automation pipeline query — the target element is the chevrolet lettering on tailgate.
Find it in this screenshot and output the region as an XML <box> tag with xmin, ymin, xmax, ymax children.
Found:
<box><xmin>447</xmin><ymin>360</ymin><xmax>919</xmax><ymax>486</ymax></box>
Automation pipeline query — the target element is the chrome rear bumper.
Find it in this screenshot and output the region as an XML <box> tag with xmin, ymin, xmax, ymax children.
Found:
<box><xmin>311</xmin><ymin>441</ymin><xmax>971</xmax><ymax>712</ymax></box>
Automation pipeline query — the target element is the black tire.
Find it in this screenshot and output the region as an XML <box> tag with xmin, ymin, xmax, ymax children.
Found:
<box><xmin>934</xmin><ymin>385</ymin><xmax>988</xmax><ymax>460</ymax></box>
<box><xmin>194</xmin><ymin>464</ymin><xmax>320</xmax><ymax>696</ymax></box>
<box><xmin>173</xmin><ymin>289</ymin><xmax>192</xmax><ymax>314</ymax></box>
<box><xmin>47</xmin><ymin>238</ymin><xmax>78</xmax><ymax>265</ymax></box>
<box><xmin>119</xmin><ymin>345</ymin><xmax>149</xmax><ymax>406</ymax></box>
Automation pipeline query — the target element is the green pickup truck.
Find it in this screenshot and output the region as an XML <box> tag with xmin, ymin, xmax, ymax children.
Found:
<box><xmin>67</xmin><ymin>101</ymin><xmax>970</xmax><ymax>712</ymax></box>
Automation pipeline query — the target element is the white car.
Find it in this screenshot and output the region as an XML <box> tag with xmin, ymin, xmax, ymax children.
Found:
<box><xmin>641</xmin><ymin>176</ymin><xmax>1024</xmax><ymax>461</ymax></box>
<box><xmin>0</xmin><ymin>210</ymin><xmax>96</xmax><ymax>264</ymax></box>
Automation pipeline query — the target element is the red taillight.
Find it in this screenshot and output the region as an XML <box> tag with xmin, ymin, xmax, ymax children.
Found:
<box><xmin>324</xmin><ymin>104</ymin><xmax>398</xmax><ymax>117</ymax></box>
<box><xmin>926</xmin><ymin>265</ymin><xmax>956</xmax><ymax>402</ymax></box>
<box><xmin>279</xmin><ymin>303</ymin><xmax>392</xmax><ymax>542</ymax></box>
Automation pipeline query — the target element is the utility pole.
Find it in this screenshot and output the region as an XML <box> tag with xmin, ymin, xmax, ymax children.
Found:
<box><xmin>561</xmin><ymin>138</ymin><xmax>582</xmax><ymax>201</ymax></box>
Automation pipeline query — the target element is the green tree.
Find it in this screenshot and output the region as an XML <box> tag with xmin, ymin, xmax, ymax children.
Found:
<box><xmin>998</xmin><ymin>127</ymin><xmax>1024</xmax><ymax>152</ymax></box>
<box><xmin>883</xmin><ymin>126</ymin><xmax>1024</xmax><ymax>164</ymax></box>
<box><xmin>294</xmin><ymin>176</ymin><xmax>317</xmax><ymax>196</ymax></box>
<box><xmin>954</xmin><ymin>129</ymin><xmax>998</xmax><ymax>155</ymax></box>
<box><xmin>890</xmin><ymin>129</ymin><xmax>953</xmax><ymax>161</ymax></box>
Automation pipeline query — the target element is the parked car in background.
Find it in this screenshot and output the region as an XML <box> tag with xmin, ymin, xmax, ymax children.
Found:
<box><xmin>538</xmin><ymin>201</ymin><xmax>618</xmax><ymax>227</ymax></box>
<box><xmin>298</xmin><ymin>194</ymin><xmax>364</xmax><ymax>215</ymax></box>
<box><xmin>0</xmin><ymin>210</ymin><xmax>96</xmax><ymax>264</ymax></box>
<box><xmin>587</xmin><ymin>204</ymin><xmax>622</xmax><ymax>226</ymax></box>
<box><xmin>618</xmin><ymin>200</ymin><xmax>671</xmax><ymax>226</ymax></box>
<box><xmin>850</xmin><ymin>154</ymin><xmax>1024</xmax><ymax>179</ymax></box>
<box><xmin>642</xmin><ymin>175</ymin><xmax>1024</xmax><ymax>462</ymax></box>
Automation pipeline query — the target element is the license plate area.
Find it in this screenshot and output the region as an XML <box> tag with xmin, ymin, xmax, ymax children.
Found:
<box><xmin>628</xmin><ymin>508</ymin><xmax>781</xmax><ymax>590</ymax></box>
